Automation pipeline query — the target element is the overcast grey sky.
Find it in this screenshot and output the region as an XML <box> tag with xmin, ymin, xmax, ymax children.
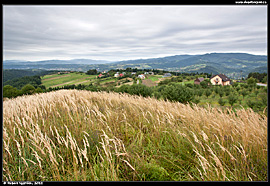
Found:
<box><xmin>3</xmin><ymin>5</ymin><xmax>267</xmax><ymax>61</ymax></box>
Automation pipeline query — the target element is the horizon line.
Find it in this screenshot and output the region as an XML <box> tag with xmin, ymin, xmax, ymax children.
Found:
<box><xmin>3</xmin><ymin>51</ymin><xmax>267</xmax><ymax>62</ymax></box>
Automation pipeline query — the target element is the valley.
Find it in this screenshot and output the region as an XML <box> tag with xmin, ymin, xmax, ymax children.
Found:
<box><xmin>4</xmin><ymin>53</ymin><xmax>267</xmax><ymax>78</ymax></box>
<box><xmin>3</xmin><ymin>5</ymin><xmax>267</xmax><ymax>182</ymax></box>
<box><xmin>3</xmin><ymin>57</ymin><xmax>268</xmax><ymax>181</ymax></box>
<box><xmin>3</xmin><ymin>53</ymin><xmax>268</xmax><ymax>181</ymax></box>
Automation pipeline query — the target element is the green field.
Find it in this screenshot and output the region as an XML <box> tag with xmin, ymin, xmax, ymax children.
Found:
<box><xmin>41</xmin><ymin>73</ymin><xmax>164</xmax><ymax>88</ymax></box>
<box><xmin>41</xmin><ymin>72</ymin><xmax>96</xmax><ymax>88</ymax></box>
<box><xmin>147</xmin><ymin>75</ymin><xmax>163</xmax><ymax>82</ymax></box>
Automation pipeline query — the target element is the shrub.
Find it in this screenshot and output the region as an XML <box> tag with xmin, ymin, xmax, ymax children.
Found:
<box><xmin>228</xmin><ymin>94</ymin><xmax>238</xmax><ymax>106</ymax></box>
<box><xmin>153</xmin><ymin>91</ymin><xmax>162</xmax><ymax>99</ymax></box>
<box><xmin>240</xmin><ymin>89</ymin><xmax>248</xmax><ymax>98</ymax></box>
<box><xmin>192</xmin><ymin>97</ymin><xmax>200</xmax><ymax>104</ymax></box>
<box><xmin>205</xmin><ymin>89</ymin><xmax>212</xmax><ymax>98</ymax></box>
<box><xmin>3</xmin><ymin>85</ymin><xmax>19</xmax><ymax>98</ymax></box>
<box><xmin>218</xmin><ymin>90</ymin><xmax>224</xmax><ymax>98</ymax></box>
<box><xmin>195</xmin><ymin>89</ymin><xmax>204</xmax><ymax>97</ymax></box>
<box><xmin>218</xmin><ymin>98</ymin><xmax>226</xmax><ymax>106</ymax></box>
<box><xmin>200</xmin><ymin>81</ymin><xmax>208</xmax><ymax>88</ymax></box>
<box><xmin>232</xmin><ymin>82</ymin><xmax>239</xmax><ymax>88</ymax></box>
<box><xmin>21</xmin><ymin>84</ymin><xmax>36</xmax><ymax>95</ymax></box>
<box><xmin>117</xmin><ymin>84</ymin><xmax>131</xmax><ymax>94</ymax></box>
<box><xmin>185</xmin><ymin>83</ymin><xmax>193</xmax><ymax>88</ymax></box>
<box><xmin>161</xmin><ymin>85</ymin><xmax>194</xmax><ymax>103</ymax></box>
<box><xmin>128</xmin><ymin>84</ymin><xmax>153</xmax><ymax>97</ymax></box>
<box><xmin>35</xmin><ymin>87</ymin><xmax>43</xmax><ymax>93</ymax></box>
<box><xmin>247</xmin><ymin>77</ymin><xmax>257</xmax><ymax>88</ymax></box>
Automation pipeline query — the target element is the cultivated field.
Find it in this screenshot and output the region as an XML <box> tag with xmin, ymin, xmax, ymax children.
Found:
<box><xmin>41</xmin><ymin>73</ymin><xmax>96</xmax><ymax>88</ymax></box>
<box><xmin>3</xmin><ymin>90</ymin><xmax>267</xmax><ymax>181</ymax></box>
<box><xmin>41</xmin><ymin>72</ymin><xmax>165</xmax><ymax>89</ymax></box>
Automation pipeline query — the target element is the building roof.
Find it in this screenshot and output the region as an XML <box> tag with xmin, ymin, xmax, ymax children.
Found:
<box><xmin>195</xmin><ymin>77</ymin><xmax>204</xmax><ymax>82</ymax></box>
<box><xmin>163</xmin><ymin>73</ymin><xmax>172</xmax><ymax>77</ymax></box>
<box><xmin>210</xmin><ymin>74</ymin><xmax>230</xmax><ymax>82</ymax></box>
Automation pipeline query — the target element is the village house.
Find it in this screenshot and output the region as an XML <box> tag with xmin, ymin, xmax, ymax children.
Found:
<box><xmin>163</xmin><ymin>73</ymin><xmax>172</xmax><ymax>78</ymax></box>
<box><xmin>58</xmin><ymin>71</ymin><xmax>70</xmax><ymax>75</ymax></box>
<box><xmin>210</xmin><ymin>74</ymin><xmax>231</xmax><ymax>86</ymax></box>
<box><xmin>138</xmin><ymin>74</ymin><xmax>145</xmax><ymax>79</ymax></box>
<box><xmin>194</xmin><ymin>77</ymin><xmax>204</xmax><ymax>85</ymax></box>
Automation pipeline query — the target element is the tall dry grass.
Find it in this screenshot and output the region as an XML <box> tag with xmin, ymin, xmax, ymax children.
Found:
<box><xmin>3</xmin><ymin>89</ymin><xmax>267</xmax><ymax>181</ymax></box>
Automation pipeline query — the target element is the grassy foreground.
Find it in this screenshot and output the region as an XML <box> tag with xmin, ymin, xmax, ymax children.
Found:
<box><xmin>3</xmin><ymin>90</ymin><xmax>267</xmax><ymax>181</ymax></box>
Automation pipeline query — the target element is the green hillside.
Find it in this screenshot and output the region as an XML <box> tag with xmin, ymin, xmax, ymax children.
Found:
<box><xmin>41</xmin><ymin>72</ymin><xmax>96</xmax><ymax>88</ymax></box>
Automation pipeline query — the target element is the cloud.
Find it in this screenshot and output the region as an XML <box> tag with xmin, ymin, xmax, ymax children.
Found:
<box><xmin>3</xmin><ymin>5</ymin><xmax>267</xmax><ymax>61</ymax></box>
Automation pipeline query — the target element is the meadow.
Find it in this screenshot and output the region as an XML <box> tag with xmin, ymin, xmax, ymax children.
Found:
<box><xmin>3</xmin><ymin>89</ymin><xmax>267</xmax><ymax>181</ymax></box>
<box><xmin>41</xmin><ymin>72</ymin><xmax>97</xmax><ymax>88</ymax></box>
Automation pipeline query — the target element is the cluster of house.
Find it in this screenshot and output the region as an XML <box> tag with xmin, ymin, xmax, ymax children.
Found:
<box><xmin>112</xmin><ymin>71</ymin><xmax>155</xmax><ymax>79</ymax></box>
<box><xmin>114</xmin><ymin>72</ymin><xmax>126</xmax><ymax>78</ymax></box>
<box><xmin>57</xmin><ymin>71</ymin><xmax>73</xmax><ymax>75</ymax></box>
<box><xmin>98</xmin><ymin>70</ymin><xmax>231</xmax><ymax>86</ymax></box>
<box><xmin>194</xmin><ymin>74</ymin><xmax>231</xmax><ymax>86</ymax></box>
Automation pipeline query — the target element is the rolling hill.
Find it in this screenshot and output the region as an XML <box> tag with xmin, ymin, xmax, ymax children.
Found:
<box><xmin>3</xmin><ymin>53</ymin><xmax>267</xmax><ymax>78</ymax></box>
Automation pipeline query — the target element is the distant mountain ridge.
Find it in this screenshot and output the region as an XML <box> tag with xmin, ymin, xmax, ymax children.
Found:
<box><xmin>4</xmin><ymin>59</ymin><xmax>114</xmax><ymax>65</ymax></box>
<box><xmin>3</xmin><ymin>53</ymin><xmax>267</xmax><ymax>78</ymax></box>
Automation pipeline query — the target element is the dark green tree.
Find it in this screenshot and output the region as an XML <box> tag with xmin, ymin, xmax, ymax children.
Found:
<box><xmin>240</xmin><ymin>89</ymin><xmax>248</xmax><ymax>98</ymax></box>
<box><xmin>200</xmin><ymin>81</ymin><xmax>208</xmax><ymax>88</ymax></box>
<box><xmin>117</xmin><ymin>84</ymin><xmax>131</xmax><ymax>94</ymax></box>
<box><xmin>153</xmin><ymin>91</ymin><xmax>162</xmax><ymax>99</ymax></box>
<box><xmin>192</xmin><ymin>97</ymin><xmax>200</xmax><ymax>104</ymax></box>
<box><xmin>218</xmin><ymin>98</ymin><xmax>226</xmax><ymax>106</ymax></box>
<box><xmin>218</xmin><ymin>90</ymin><xmax>224</xmax><ymax>98</ymax></box>
<box><xmin>247</xmin><ymin>77</ymin><xmax>257</xmax><ymax>89</ymax></box>
<box><xmin>21</xmin><ymin>84</ymin><xmax>35</xmax><ymax>95</ymax></box>
<box><xmin>86</xmin><ymin>69</ymin><xmax>98</xmax><ymax>75</ymax></box>
<box><xmin>3</xmin><ymin>85</ymin><xmax>19</xmax><ymax>98</ymax></box>
<box><xmin>247</xmin><ymin>100</ymin><xmax>256</xmax><ymax>110</ymax></box>
<box><xmin>161</xmin><ymin>85</ymin><xmax>194</xmax><ymax>104</ymax></box>
<box><xmin>262</xmin><ymin>76</ymin><xmax>267</xmax><ymax>83</ymax></box>
<box><xmin>128</xmin><ymin>84</ymin><xmax>153</xmax><ymax>97</ymax></box>
<box><xmin>228</xmin><ymin>94</ymin><xmax>238</xmax><ymax>106</ymax></box>
<box><xmin>232</xmin><ymin>82</ymin><xmax>239</xmax><ymax>88</ymax></box>
<box><xmin>195</xmin><ymin>88</ymin><xmax>204</xmax><ymax>97</ymax></box>
<box><xmin>205</xmin><ymin>89</ymin><xmax>212</xmax><ymax>98</ymax></box>
<box><xmin>35</xmin><ymin>87</ymin><xmax>43</xmax><ymax>93</ymax></box>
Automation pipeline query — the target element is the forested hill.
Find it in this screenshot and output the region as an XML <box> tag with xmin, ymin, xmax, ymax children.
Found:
<box><xmin>3</xmin><ymin>69</ymin><xmax>59</xmax><ymax>83</ymax></box>
<box><xmin>112</xmin><ymin>53</ymin><xmax>267</xmax><ymax>76</ymax></box>
<box><xmin>3</xmin><ymin>53</ymin><xmax>267</xmax><ymax>78</ymax></box>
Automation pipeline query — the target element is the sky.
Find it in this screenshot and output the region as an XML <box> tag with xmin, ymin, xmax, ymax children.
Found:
<box><xmin>3</xmin><ymin>5</ymin><xmax>267</xmax><ymax>61</ymax></box>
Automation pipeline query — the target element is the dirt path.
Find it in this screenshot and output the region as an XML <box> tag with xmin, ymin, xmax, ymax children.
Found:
<box><xmin>142</xmin><ymin>79</ymin><xmax>157</xmax><ymax>87</ymax></box>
